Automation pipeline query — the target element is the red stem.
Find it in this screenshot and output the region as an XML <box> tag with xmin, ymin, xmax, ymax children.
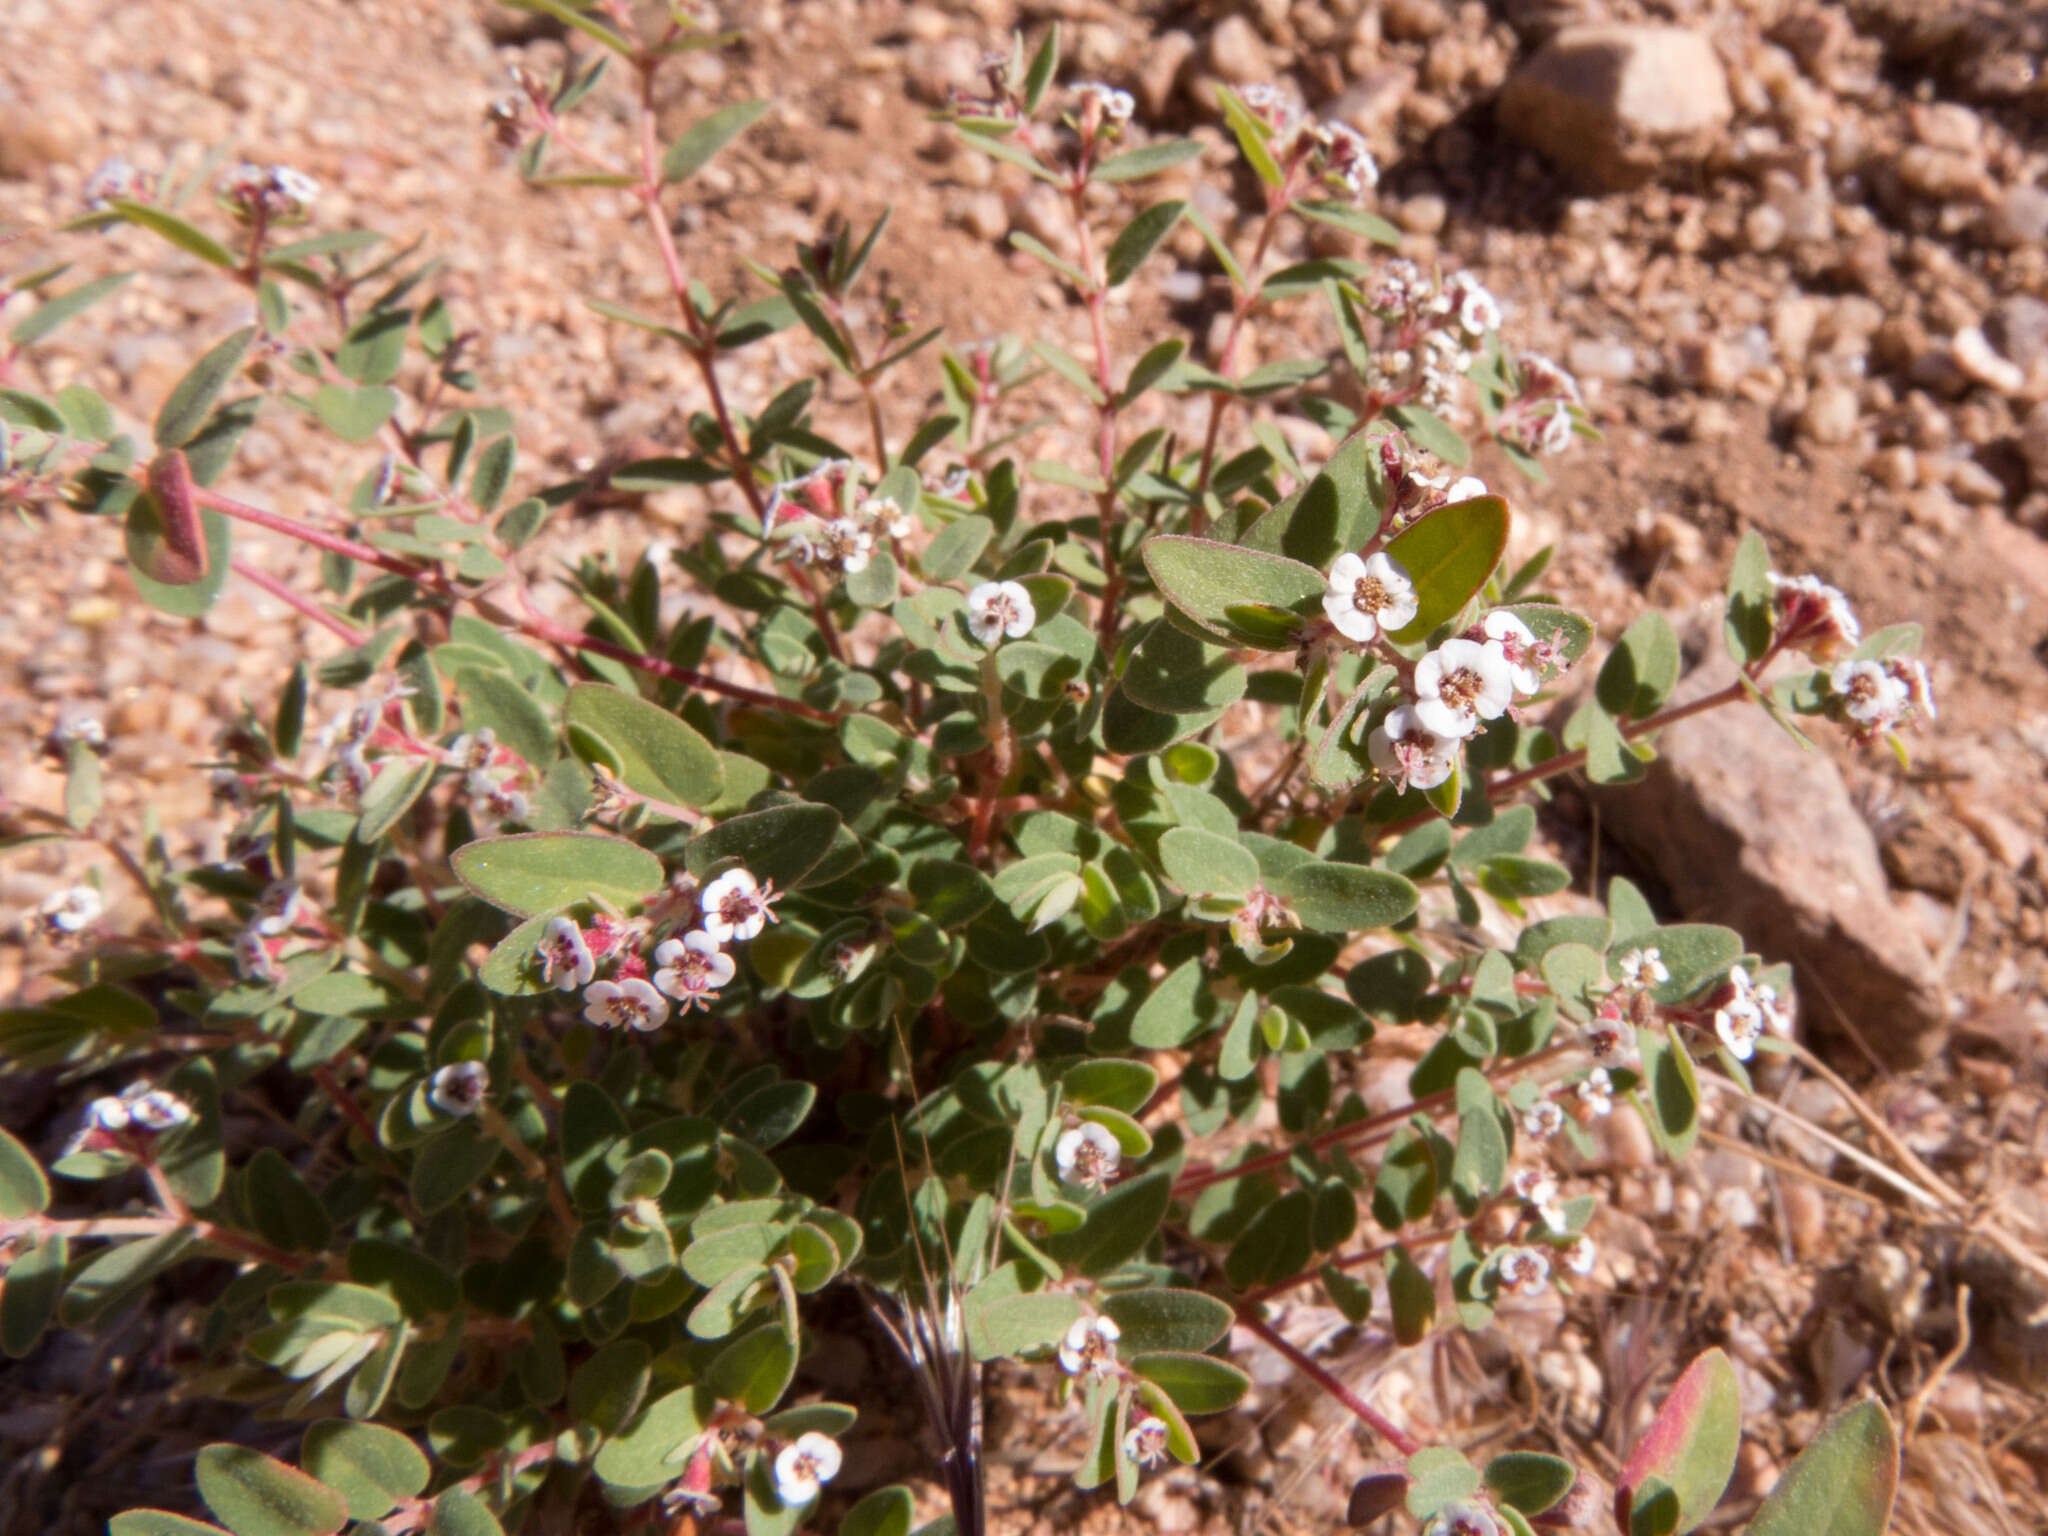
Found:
<box><xmin>1237</xmin><ymin>1310</ymin><xmax>1421</xmax><ymax>1456</ymax></box>
<box><xmin>231</xmin><ymin>559</ymin><xmax>368</xmax><ymax>646</ymax></box>
<box><xmin>189</xmin><ymin>479</ymin><xmax>431</xmax><ymax>580</ymax></box>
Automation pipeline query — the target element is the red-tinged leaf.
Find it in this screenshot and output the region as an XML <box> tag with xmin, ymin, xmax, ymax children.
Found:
<box><xmin>1614</xmin><ymin>1349</ymin><xmax>1741</xmax><ymax>1535</ymax></box>
<box><xmin>1747</xmin><ymin>1401</ymin><xmax>1898</xmax><ymax>1536</ymax></box>
<box><xmin>145</xmin><ymin>450</ymin><xmax>210</xmax><ymax>585</ymax></box>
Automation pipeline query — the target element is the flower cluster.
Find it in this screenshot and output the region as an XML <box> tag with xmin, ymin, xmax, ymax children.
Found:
<box><xmin>218</xmin><ymin>162</ymin><xmax>320</xmax><ymax>223</ymax></box>
<box><xmin>1711</xmin><ymin>964</ymin><xmax>1793</xmax><ymax>1062</ymax></box>
<box><xmin>82</xmin><ymin>157</ymin><xmax>152</xmax><ymax>212</ymax></box>
<box><xmin>771</xmin><ymin>1432</ymin><xmax>842</xmax><ymax>1505</ymax></box>
<box><xmin>1360</xmin><ymin>260</ymin><xmax>1503</xmax><ymax>411</ymax></box>
<box><xmin>1827</xmin><ymin>656</ymin><xmax>1935</xmax><ymax>741</ymax></box>
<box><xmin>1769</xmin><ymin>573</ymin><xmax>1861</xmax><ymax>661</ymax></box>
<box><xmin>429</xmin><ymin>1061</ymin><xmax>490</xmax><ymax>1117</ymax></box>
<box><xmin>535</xmin><ymin>867</ymin><xmax>780</xmax><ymax>1032</ymax></box>
<box><xmin>1359</xmin><ymin>607</ymin><xmax>1564</xmax><ymax>793</ymax></box>
<box><xmin>1494</xmin><ymin>351</ymin><xmax>1585</xmax><ymax>459</ymax></box>
<box><xmin>449</xmin><ymin>728</ymin><xmax>531</xmax><ymax>825</ymax></box>
<box><xmin>1237</xmin><ymin>85</ymin><xmax>1379</xmax><ymax>202</ymax></box>
<box><xmin>761</xmin><ymin>459</ymin><xmax>914</xmax><ymax>576</ymax></box>
<box><xmin>63</xmin><ymin>1082</ymin><xmax>194</xmax><ymax>1160</ymax></box>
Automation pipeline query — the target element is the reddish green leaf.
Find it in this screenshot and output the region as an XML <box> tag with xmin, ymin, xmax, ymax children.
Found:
<box><xmin>1747</xmin><ymin>1401</ymin><xmax>1898</xmax><ymax>1536</ymax></box>
<box><xmin>1614</xmin><ymin>1349</ymin><xmax>1741</xmax><ymax>1535</ymax></box>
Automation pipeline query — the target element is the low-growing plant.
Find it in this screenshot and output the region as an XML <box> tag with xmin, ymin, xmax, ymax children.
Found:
<box><xmin>1</xmin><ymin>9</ymin><xmax>1925</xmax><ymax>1536</ymax></box>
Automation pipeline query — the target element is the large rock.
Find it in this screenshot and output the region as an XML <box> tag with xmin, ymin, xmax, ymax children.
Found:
<box><xmin>1498</xmin><ymin>25</ymin><xmax>1732</xmax><ymax>191</ymax></box>
<box><xmin>1587</xmin><ymin>646</ymin><xmax>1948</xmax><ymax>1069</ymax></box>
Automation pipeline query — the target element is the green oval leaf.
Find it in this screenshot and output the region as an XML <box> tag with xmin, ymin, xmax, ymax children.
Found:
<box><xmin>1100</xmin><ymin>1289</ymin><xmax>1234</xmax><ymax>1355</ymax></box>
<box><xmin>965</xmin><ymin>1288</ymin><xmax>1083</xmax><ymax>1362</ymax></box>
<box><xmin>451</xmin><ymin>831</ymin><xmax>665</xmax><ymax>917</ymax></box>
<box><xmin>1747</xmin><ymin>1400</ymin><xmax>1898</xmax><ymax>1536</ymax></box>
<box><xmin>1129</xmin><ymin>1351</ymin><xmax>1252</xmax><ymax>1415</ymax></box>
<box><xmin>301</xmin><ymin>1422</ymin><xmax>430</xmax><ymax>1521</ymax></box>
<box><xmin>1105</xmin><ymin>200</ymin><xmax>1187</xmax><ymax>288</ymax></box>
<box><xmin>1141</xmin><ymin>536</ymin><xmax>1325</xmax><ymax>651</ymax></box>
<box><xmin>1045</xmin><ymin>1169</ymin><xmax>1172</xmax><ymax>1278</ymax></box>
<box><xmin>195</xmin><ymin>1444</ymin><xmax>348</xmax><ymax>1536</ymax></box>
<box><xmin>1380</xmin><ymin>495</ymin><xmax>1510</xmax><ymax>643</ymax></box>
<box><xmin>565</xmin><ymin>682</ymin><xmax>723</xmax><ymax>812</ymax></box>
<box><xmin>1275</xmin><ymin>861</ymin><xmax>1419</xmax><ymax>933</ymax></box>
<box><xmin>663</xmin><ymin>98</ymin><xmax>771</xmax><ymax>183</ymax></box>
<box><xmin>684</xmin><ymin>804</ymin><xmax>843</xmax><ymax>892</ymax></box>
<box><xmin>0</xmin><ymin>1125</ymin><xmax>49</xmax><ymax>1218</ymax></box>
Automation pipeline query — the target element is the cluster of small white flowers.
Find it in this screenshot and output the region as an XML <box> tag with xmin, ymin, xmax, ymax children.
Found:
<box><xmin>67</xmin><ymin>1082</ymin><xmax>194</xmax><ymax>1157</ymax></box>
<box><xmin>1058</xmin><ymin>1314</ymin><xmax>1121</xmax><ymax>1378</ymax></box>
<box><xmin>429</xmin><ymin>1061</ymin><xmax>490</xmax><ymax>1117</ymax></box>
<box><xmin>965</xmin><ymin>580</ymin><xmax>1036</xmax><ymax>647</ymax></box>
<box><xmin>1497</xmin><ymin>351</ymin><xmax>1584</xmax><ymax>458</ymax></box>
<box><xmin>1054</xmin><ymin>1120</ymin><xmax>1121</xmax><ymax>1190</ymax></box>
<box><xmin>762</xmin><ymin>460</ymin><xmax>916</xmax><ymax>577</ymax></box>
<box><xmin>219</xmin><ymin>162</ymin><xmax>320</xmax><ymax>221</ymax></box>
<box><xmin>1237</xmin><ymin>86</ymin><xmax>1380</xmax><ymax>203</ymax></box>
<box><xmin>1713</xmin><ymin>964</ymin><xmax>1792</xmax><ymax>1062</ymax></box>
<box><xmin>1361</xmin><ymin>261</ymin><xmax>1501</xmax><ymax>409</ymax></box>
<box><xmin>319</xmin><ymin>681</ymin><xmax>416</xmax><ymax>800</ymax></box>
<box><xmin>34</xmin><ymin>885</ymin><xmax>103</xmax><ymax>942</ymax></box>
<box><xmin>451</xmin><ymin>729</ymin><xmax>530</xmax><ymax>825</ymax></box>
<box><xmin>1583</xmin><ymin>996</ymin><xmax>1636</xmax><ymax>1059</ymax></box>
<box><xmin>1072</xmin><ymin>80</ymin><xmax>1134</xmax><ymax>122</ymax></box>
<box><xmin>1828</xmin><ymin>656</ymin><xmax>1935</xmax><ymax>740</ymax></box>
<box><xmin>1361</xmin><ymin>607</ymin><xmax>1562</xmax><ymax>794</ymax></box>
<box><xmin>540</xmin><ymin>868</ymin><xmax>780</xmax><ymax>1032</ymax></box>
<box><xmin>771</xmin><ymin>1432</ymin><xmax>842</xmax><ymax>1505</ymax></box>
<box><xmin>83</xmin><ymin>156</ymin><xmax>151</xmax><ymax>212</ymax></box>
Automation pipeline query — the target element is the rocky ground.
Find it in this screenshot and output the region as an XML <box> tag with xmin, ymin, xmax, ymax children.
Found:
<box><xmin>3</xmin><ymin>0</ymin><xmax>2047</xmax><ymax>1531</ymax></box>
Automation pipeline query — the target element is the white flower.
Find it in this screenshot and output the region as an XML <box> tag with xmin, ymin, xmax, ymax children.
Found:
<box><xmin>823</xmin><ymin>517</ymin><xmax>874</xmax><ymax>574</ymax></box>
<box><xmin>1413</xmin><ymin>638</ymin><xmax>1515</xmax><ymax>739</ymax></box>
<box><xmin>37</xmin><ymin>885</ymin><xmax>103</xmax><ymax>936</ymax></box>
<box><xmin>1322</xmin><ymin>551</ymin><xmax>1418</xmax><ymax>644</ymax></box>
<box><xmin>1575</xmin><ymin>1068</ymin><xmax>1614</xmax><ymax>1117</ymax></box>
<box><xmin>1583</xmin><ymin>1003</ymin><xmax>1634</xmax><ymax>1059</ymax></box>
<box><xmin>1446</xmin><ymin>270</ymin><xmax>1501</xmax><ymax>336</ymax></box>
<box><xmin>1616</xmin><ymin>947</ymin><xmax>1669</xmax><ymax>988</ymax></box>
<box><xmin>449</xmin><ymin>728</ymin><xmax>497</xmax><ymax>770</ymax></box>
<box><xmin>1562</xmin><ymin>1235</ymin><xmax>1597</xmax><ymax>1276</ymax></box>
<box><xmin>1368</xmin><ymin>704</ymin><xmax>1459</xmax><ymax>792</ymax></box>
<box><xmin>269</xmin><ymin>165</ymin><xmax>321</xmax><ymax>209</ymax></box>
<box><xmin>1495</xmin><ymin>1245</ymin><xmax>1551</xmax><ymax>1297</ymax></box>
<box><xmin>860</xmin><ymin>495</ymin><xmax>915</xmax><ymax>540</ymax></box>
<box><xmin>1830</xmin><ymin>659</ymin><xmax>1909</xmax><ymax>732</ymax></box>
<box><xmin>700</xmin><ymin>868</ymin><xmax>781</xmax><ymax>945</ymax></box>
<box><xmin>1123</xmin><ymin>1414</ymin><xmax>1170</xmax><ymax>1467</ymax></box>
<box><xmin>1321</xmin><ymin>121</ymin><xmax>1378</xmax><ymax>199</ymax></box>
<box><xmin>965</xmin><ymin>580</ymin><xmax>1036</xmax><ymax>645</ymax></box>
<box><xmin>1058</xmin><ymin>1314</ymin><xmax>1121</xmax><ymax>1377</ymax></box>
<box><xmin>234</xmin><ymin>927</ymin><xmax>279</xmax><ymax>983</ymax></box>
<box><xmin>1444</xmin><ymin>476</ymin><xmax>1489</xmax><ymax>504</ymax></box>
<box><xmin>86</xmin><ymin>1095</ymin><xmax>131</xmax><ymax>1133</ymax></box>
<box><xmin>1521</xmin><ymin>1101</ymin><xmax>1564</xmax><ymax>1140</ymax></box>
<box><xmin>583</xmin><ymin>978</ymin><xmax>670</xmax><ymax>1032</ymax></box>
<box><xmin>652</xmin><ymin>931</ymin><xmax>736</xmax><ymax>1012</ymax></box>
<box><xmin>127</xmin><ymin>1089</ymin><xmax>194</xmax><ymax>1132</ymax></box>
<box><xmin>537</xmin><ymin>917</ymin><xmax>596</xmax><ymax>992</ymax></box>
<box><xmin>335</xmin><ymin>744</ymin><xmax>374</xmax><ymax>799</ymax></box>
<box><xmin>1481</xmin><ymin>610</ymin><xmax>1541</xmax><ymax>695</ymax></box>
<box><xmin>1512</xmin><ymin>1168</ymin><xmax>1568</xmax><ymax>1233</ymax></box>
<box><xmin>254</xmin><ymin>880</ymin><xmax>302</xmax><ymax>937</ymax></box>
<box><xmin>1074</xmin><ymin>80</ymin><xmax>1135</xmax><ymax>121</ymax></box>
<box><xmin>1054</xmin><ymin>1122</ymin><xmax>1122</xmax><ymax>1189</ymax></box>
<box><xmin>772</xmin><ymin>1432</ymin><xmax>842</xmax><ymax>1505</ymax></box>
<box><xmin>429</xmin><ymin>1061</ymin><xmax>490</xmax><ymax>1117</ymax></box>
<box><xmin>1892</xmin><ymin>657</ymin><xmax>1937</xmax><ymax>722</ymax></box>
<box><xmin>1714</xmin><ymin>998</ymin><xmax>1763</xmax><ymax>1061</ymax></box>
